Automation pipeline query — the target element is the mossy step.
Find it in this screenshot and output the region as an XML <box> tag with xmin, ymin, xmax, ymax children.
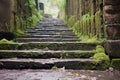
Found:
<box><xmin>39</xmin><ymin>24</ymin><xmax>54</xmax><ymax>27</ymax></box>
<box><xmin>27</xmin><ymin>29</ymin><xmax>72</xmax><ymax>32</ymax></box>
<box><xmin>34</xmin><ymin>26</ymin><xmax>70</xmax><ymax>31</ymax></box>
<box><xmin>0</xmin><ymin>42</ymin><xmax>99</xmax><ymax>50</ymax></box>
<box><xmin>39</xmin><ymin>23</ymin><xmax>66</xmax><ymax>26</ymax></box>
<box><xmin>35</xmin><ymin>25</ymin><xmax>68</xmax><ymax>28</ymax></box>
<box><xmin>15</xmin><ymin>38</ymin><xmax>81</xmax><ymax>42</ymax></box>
<box><xmin>54</xmin><ymin>24</ymin><xmax>66</xmax><ymax>26</ymax></box>
<box><xmin>32</xmin><ymin>33</ymin><xmax>76</xmax><ymax>36</ymax></box>
<box><xmin>26</xmin><ymin>31</ymin><xmax>74</xmax><ymax>35</ymax></box>
<box><xmin>0</xmin><ymin>50</ymin><xmax>95</xmax><ymax>59</ymax></box>
<box><xmin>0</xmin><ymin>58</ymin><xmax>98</xmax><ymax>70</ymax></box>
<box><xmin>26</xmin><ymin>31</ymin><xmax>75</xmax><ymax>35</ymax></box>
<box><xmin>19</xmin><ymin>35</ymin><xmax>79</xmax><ymax>38</ymax></box>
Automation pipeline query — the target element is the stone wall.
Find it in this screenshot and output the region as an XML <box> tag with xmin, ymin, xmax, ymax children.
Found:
<box><xmin>104</xmin><ymin>0</ymin><xmax>120</xmax><ymax>58</ymax></box>
<box><xmin>0</xmin><ymin>0</ymin><xmax>14</xmax><ymax>32</ymax></box>
<box><xmin>0</xmin><ymin>0</ymin><xmax>41</xmax><ymax>40</ymax></box>
<box><xmin>65</xmin><ymin>0</ymin><xmax>120</xmax><ymax>58</ymax></box>
<box><xmin>65</xmin><ymin>0</ymin><xmax>104</xmax><ymax>40</ymax></box>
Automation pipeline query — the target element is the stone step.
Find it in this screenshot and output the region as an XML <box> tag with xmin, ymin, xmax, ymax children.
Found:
<box><xmin>19</xmin><ymin>35</ymin><xmax>79</xmax><ymax>38</ymax></box>
<box><xmin>0</xmin><ymin>58</ymin><xmax>97</xmax><ymax>69</ymax></box>
<box><xmin>35</xmin><ymin>25</ymin><xmax>68</xmax><ymax>28</ymax></box>
<box><xmin>36</xmin><ymin>27</ymin><xmax>70</xmax><ymax>30</ymax></box>
<box><xmin>15</xmin><ymin>38</ymin><xmax>81</xmax><ymax>42</ymax></box>
<box><xmin>38</xmin><ymin>22</ymin><xmax>66</xmax><ymax>26</ymax></box>
<box><xmin>0</xmin><ymin>42</ymin><xmax>99</xmax><ymax>50</ymax></box>
<box><xmin>26</xmin><ymin>30</ymin><xmax>74</xmax><ymax>34</ymax></box>
<box><xmin>39</xmin><ymin>24</ymin><xmax>54</xmax><ymax>27</ymax></box>
<box><xmin>26</xmin><ymin>27</ymin><xmax>72</xmax><ymax>32</ymax></box>
<box><xmin>0</xmin><ymin>50</ymin><xmax>95</xmax><ymax>59</ymax></box>
<box><xmin>0</xmin><ymin>70</ymin><xmax>119</xmax><ymax>80</ymax></box>
<box><xmin>30</xmin><ymin>32</ymin><xmax>76</xmax><ymax>36</ymax></box>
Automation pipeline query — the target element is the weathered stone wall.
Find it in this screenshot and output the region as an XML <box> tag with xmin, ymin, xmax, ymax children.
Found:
<box><xmin>104</xmin><ymin>0</ymin><xmax>120</xmax><ymax>58</ymax></box>
<box><xmin>0</xmin><ymin>0</ymin><xmax>14</xmax><ymax>32</ymax></box>
<box><xmin>65</xmin><ymin>0</ymin><xmax>120</xmax><ymax>58</ymax></box>
<box><xmin>65</xmin><ymin>0</ymin><xmax>104</xmax><ymax>40</ymax></box>
<box><xmin>0</xmin><ymin>0</ymin><xmax>41</xmax><ymax>40</ymax></box>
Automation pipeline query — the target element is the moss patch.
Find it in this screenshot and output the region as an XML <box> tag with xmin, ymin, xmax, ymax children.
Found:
<box><xmin>0</xmin><ymin>51</ymin><xmax>95</xmax><ymax>59</ymax></box>
<box><xmin>111</xmin><ymin>59</ymin><xmax>120</xmax><ymax>70</ymax></box>
<box><xmin>96</xmin><ymin>45</ymin><xmax>105</xmax><ymax>53</ymax></box>
<box><xmin>0</xmin><ymin>39</ymin><xmax>14</xmax><ymax>44</ymax></box>
<box><xmin>93</xmin><ymin>45</ymin><xmax>110</xmax><ymax>70</ymax></box>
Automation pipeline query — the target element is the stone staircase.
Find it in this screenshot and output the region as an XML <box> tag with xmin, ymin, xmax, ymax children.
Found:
<box><xmin>0</xmin><ymin>18</ymin><xmax>101</xmax><ymax>70</ymax></box>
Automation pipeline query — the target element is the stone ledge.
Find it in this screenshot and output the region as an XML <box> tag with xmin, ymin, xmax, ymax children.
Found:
<box><xmin>105</xmin><ymin>25</ymin><xmax>120</xmax><ymax>39</ymax></box>
<box><xmin>104</xmin><ymin>0</ymin><xmax>120</xmax><ymax>5</ymax></box>
<box><xmin>111</xmin><ymin>59</ymin><xmax>120</xmax><ymax>70</ymax></box>
<box><xmin>104</xmin><ymin>40</ymin><xmax>120</xmax><ymax>58</ymax></box>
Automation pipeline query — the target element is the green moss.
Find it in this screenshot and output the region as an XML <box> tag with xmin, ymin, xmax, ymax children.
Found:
<box><xmin>94</xmin><ymin>53</ymin><xmax>110</xmax><ymax>61</ymax></box>
<box><xmin>93</xmin><ymin>53</ymin><xmax>110</xmax><ymax>70</ymax></box>
<box><xmin>93</xmin><ymin>45</ymin><xmax>110</xmax><ymax>70</ymax></box>
<box><xmin>67</xmin><ymin>15</ymin><xmax>76</xmax><ymax>28</ymax></box>
<box><xmin>13</xmin><ymin>0</ymin><xmax>43</xmax><ymax>37</ymax></box>
<box><xmin>0</xmin><ymin>39</ymin><xmax>14</xmax><ymax>44</ymax></box>
<box><xmin>20</xmin><ymin>42</ymin><xmax>97</xmax><ymax>50</ymax></box>
<box><xmin>111</xmin><ymin>59</ymin><xmax>120</xmax><ymax>70</ymax></box>
<box><xmin>15</xmin><ymin>29</ymin><xmax>24</xmax><ymax>36</ymax></box>
<box><xmin>95</xmin><ymin>10</ymin><xmax>102</xmax><ymax>38</ymax></box>
<box><xmin>96</xmin><ymin>45</ymin><xmax>105</xmax><ymax>53</ymax></box>
<box><xmin>0</xmin><ymin>51</ymin><xmax>95</xmax><ymax>59</ymax></box>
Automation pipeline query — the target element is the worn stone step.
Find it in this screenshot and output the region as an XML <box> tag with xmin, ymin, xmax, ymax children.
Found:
<box><xmin>31</xmin><ymin>28</ymin><xmax>71</xmax><ymax>32</ymax></box>
<box><xmin>0</xmin><ymin>70</ymin><xmax>119</xmax><ymax>80</ymax></box>
<box><xmin>0</xmin><ymin>42</ymin><xmax>99</xmax><ymax>50</ymax></box>
<box><xmin>0</xmin><ymin>58</ymin><xmax>97</xmax><ymax>69</ymax></box>
<box><xmin>35</xmin><ymin>25</ymin><xmax>68</xmax><ymax>28</ymax></box>
<box><xmin>15</xmin><ymin>38</ymin><xmax>81</xmax><ymax>42</ymax></box>
<box><xmin>0</xmin><ymin>50</ymin><xmax>95</xmax><ymax>59</ymax></box>
<box><xmin>40</xmin><ymin>19</ymin><xmax>64</xmax><ymax>23</ymax></box>
<box><xmin>26</xmin><ymin>30</ymin><xmax>74</xmax><ymax>35</ymax></box>
<box><xmin>31</xmin><ymin>32</ymin><xmax>76</xmax><ymax>36</ymax></box>
<box><xmin>19</xmin><ymin>35</ymin><xmax>79</xmax><ymax>38</ymax></box>
<box><xmin>35</xmin><ymin>29</ymin><xmax>71</xmax><ymax>31</ymax></box>
<box><xmin>35</xmin><ymin>27</ymin><xmax>70</xmax><ymax>30</ymax></box>
<box><xmin>38</xmin><ymin>22</ymin><xmax>66</xmax><ymax>26</ymax></box>
<box><xmin>39</xmin><ymin>24</ymin><xmax>54</xmax><ymax>27</ymax></box>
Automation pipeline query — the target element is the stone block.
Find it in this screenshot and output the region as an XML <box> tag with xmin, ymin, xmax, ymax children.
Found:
<box><xmin>0</xmin><ymin>0</ymin><xmax>14</xmax><ymax>32</ymax></box>
<box><xmin>111</xmin><ymin>59</ymin><xmax>120</xmax><ymax>70</ymax></box>
<box><xmin>104</xmin><ymin>0</ymin><xmax>120</xmax><ymax>5</ymax></box>
<box><xmin>104</xmin><ymin>5</ymin><xmax>120</xmax><ymax>14</ymax></box>
<box><xmin>105</xmin><ymin>25</ymin><xmax>120</xmax><ymax>39</ymax></box>
<box><xmin>104</xmin><ymin>13</ymin><xmax>120</xmax><ymax>24</ymax></box>
<box><xmin>104</xmin><ymin>40</ymin><xmax>120</xmax><ymax>58</ymax></box>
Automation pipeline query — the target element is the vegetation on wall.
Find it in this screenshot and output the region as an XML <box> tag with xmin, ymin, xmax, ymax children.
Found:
<box><xmin>14</xmin><ymin>0</ymin><xmax>43</xmax><ymax>36</ymax></box>
<box><xmin>66</xmin><ymin>10</ymin><xmax>103</xmax><ymax>42</ymax></box>
<box><xmin>65</xmin><ymin>0</ymin><xmax>104</xmax><ymax>42</ymax></box>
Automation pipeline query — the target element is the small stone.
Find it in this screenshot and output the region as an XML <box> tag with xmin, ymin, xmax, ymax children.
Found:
<box><xmin>64</xmin><ymin>78</ymin><xmax>72</xmax><ymax>80</ymax></box>
<box><xmin>109</xmin><ymin>67</ymin><xmax>114</xmax><ymax>72</ymax></box>
<box><xmin>81</xmin><ymin>75</ymin><xmax>87</xmax><ymax>78</ymax></box>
